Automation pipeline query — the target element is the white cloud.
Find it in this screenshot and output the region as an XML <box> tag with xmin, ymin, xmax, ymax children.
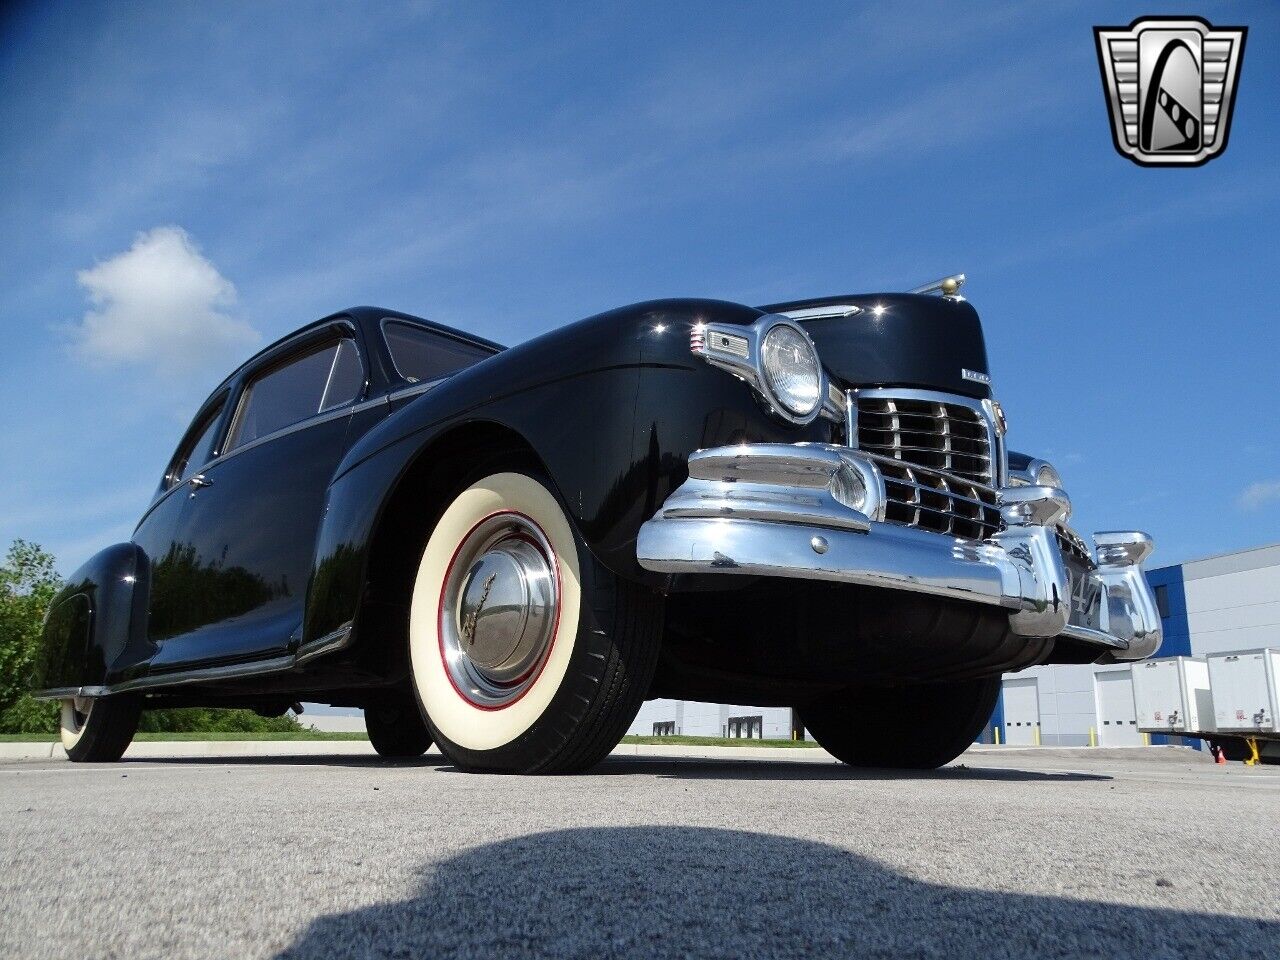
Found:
<box><xmin>67</xmin><ymin>226</ymin><xmax>260</xmax><ymax>377</ymax></box>
<box><xmin>1238</xmin><ymin>480</ymin><xmax>1280</xmax><ymax>511</ymax></box>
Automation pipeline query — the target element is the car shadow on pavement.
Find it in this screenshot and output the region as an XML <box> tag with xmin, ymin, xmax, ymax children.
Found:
<box><xmin>125</xmin><ymin>754</ymin><xmax>1109</xmax><ymax>782</ymax></box>
<box><xmin>591</xmin><ymin>757</ymin><xmax>1112</xmax><ymax>783</ymax></box>
<box><xmin>274</xmin><ymin>826</ymin><xmax>1278</xmax><ymax>959</ymax></box>
<box><xmin>132</xmin><ymin>755</ymin><xmax>449</xmax><ymax>769</ymax></box>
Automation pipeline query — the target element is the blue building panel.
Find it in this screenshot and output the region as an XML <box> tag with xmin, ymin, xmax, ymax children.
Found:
<box><xmin>1145</xmin><ymin>564</ymin><xmax>1190</xmax><ymax>658</ymax></box>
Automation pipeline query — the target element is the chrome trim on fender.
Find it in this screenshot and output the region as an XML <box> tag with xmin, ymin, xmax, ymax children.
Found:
<box><xmin>295</xmin><ymin>621</ymin><xmax>354</xmax><ymax>664</ymax></box>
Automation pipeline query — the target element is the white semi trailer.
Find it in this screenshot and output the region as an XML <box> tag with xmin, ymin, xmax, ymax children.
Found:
<box><xmin>1131</xmin><ymin>650</ymin><xmax>1279</xmax><ymax>765</ymax></box>
<box><xmin>1132</xmin><ymin>657</ymin><xmax>1214</xmax><ymax>736</ymax></box>
<box><xmin>1206</xmin><ymin>649</ymin><xmax>1280</xmax><ymax>764</ymax></box>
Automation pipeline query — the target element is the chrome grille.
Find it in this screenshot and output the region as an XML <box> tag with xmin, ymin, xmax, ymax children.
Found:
<box><xmin>855</xmin><ymin>393</ymin><xmax>993</xmax><ymax>485</ymax></box>
<box><xmin>867</xmin><ymin>454</ymin><xmax>1001</xmax><ymax>541</ymax></box>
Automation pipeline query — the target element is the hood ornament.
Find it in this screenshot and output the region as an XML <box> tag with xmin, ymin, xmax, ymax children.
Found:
<box><xmin>910</xmin><ymin>274</ymin><xmax>966</xmax><ymax>301</ymax></box>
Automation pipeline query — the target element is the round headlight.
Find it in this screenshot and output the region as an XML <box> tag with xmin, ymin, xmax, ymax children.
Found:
<box><xmin>1035</xmin><ymin>462</ymin><xmax>1062</xmax><ymax>489</ymax></box>
<box><xmin>760</xmin><ymin>324</ymin><xmax>822</xmax><ymax>417</ymax></box>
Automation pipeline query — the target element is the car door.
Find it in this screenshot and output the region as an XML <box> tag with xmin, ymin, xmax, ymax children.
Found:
<box><xmin>147</xmin><ymin>324</ymin><xmax>370</xmax><ymax>671</ymax></box>
<box><xmin>122</xmin><ymin>392</ymin><xmax>231</xmax><ymax>674</ymax></box>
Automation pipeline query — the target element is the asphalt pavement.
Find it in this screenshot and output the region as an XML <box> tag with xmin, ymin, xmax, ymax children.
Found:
<box><xmin>2</xmin><ymin>745</ymin><xmax>1277</xmax><ymax>959</ymax></box>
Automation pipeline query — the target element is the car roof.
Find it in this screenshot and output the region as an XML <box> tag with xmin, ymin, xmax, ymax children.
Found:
<box><xmin>208</xmin><ymin>305</ymin><xmax>505</xmax><ymax>394</ymax></box>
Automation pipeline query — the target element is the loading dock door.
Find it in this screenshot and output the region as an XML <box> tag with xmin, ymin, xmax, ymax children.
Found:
<box><xmin>1096</xmin><ymin>670</ymin><xmax>1141</xmax><ymax>746</ymax></box>
<box><xmin>1002</xmin><ymin>678</ymin><xmax>1040</xmax><ymax>745</ymax></box>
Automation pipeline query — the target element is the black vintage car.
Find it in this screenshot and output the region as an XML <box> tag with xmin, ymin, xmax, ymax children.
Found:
<box><xmin>33</xmin><ymin>275</ymin><xmax>1161</xmax><ymax>771</ymax></box>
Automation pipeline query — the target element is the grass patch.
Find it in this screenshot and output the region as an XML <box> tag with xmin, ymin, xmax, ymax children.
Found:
<box><xmin>0</xmin><ymin>730</ymin><xmax>370</xmax><ymax>743</ymax></box>
<box><xmin>620</xmin><ymin>735</ymin><xmax>820</xmax><ymax>748</ymax></box>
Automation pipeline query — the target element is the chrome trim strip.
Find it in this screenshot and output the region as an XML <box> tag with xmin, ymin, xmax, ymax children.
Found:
<box><xmin>31</xmin><ymin>655</ymin><xmax>297</xmax><ymax>700</ymax></box>
<box><xmin>776</xmin><ymin>304</ymin><xmax>864</xmax><ymax>320</ymax></box>
<box><xmin>295</xmin><ymin>622</ymin><xmax>354</xmax><ymax>664</ymax></box>
<box><xmin>386</xmin><ymin>377</ymin><xmax>447</xmax><ymax>402</ymax></box>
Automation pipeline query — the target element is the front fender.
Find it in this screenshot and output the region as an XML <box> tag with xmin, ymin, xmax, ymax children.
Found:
<box><xmin>32</xmin><ymin>542</ymin><xmax>150</xmax><ymax>696</ymax></box>
<box><xmin>302</xmin><ymin>298</ymin><xmax>839</xmax><ymax>652</ymax></box>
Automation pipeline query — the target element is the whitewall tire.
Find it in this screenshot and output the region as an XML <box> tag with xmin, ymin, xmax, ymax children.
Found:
<box><xmin>409</xmin><ymin>470</ymin><xmax>662</xmax><ymax>773</ymax></box>
<box><xmin>60</xmin><ymin>695</ymin><xmax>141</xmax><ymax>763</ymax></box>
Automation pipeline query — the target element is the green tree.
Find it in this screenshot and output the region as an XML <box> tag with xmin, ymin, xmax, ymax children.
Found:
<box><xmin>0</xmin><ymin>540</ymin><xmax>61</xmax><ymax>732</ymax></box>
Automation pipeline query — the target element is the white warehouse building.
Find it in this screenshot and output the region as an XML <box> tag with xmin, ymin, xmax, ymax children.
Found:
<box><xmin>627</xmin><ymin>543</ymin><xmax>1280</xmax><ymax>748</ymax></box>
<box><xmin>999</xmin><ymin>542</ymin><xmax>1280</xmax><ymax>748</ymax></box>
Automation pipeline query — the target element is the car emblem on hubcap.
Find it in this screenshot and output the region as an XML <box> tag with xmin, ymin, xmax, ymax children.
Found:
<box><xmin>461</xmin><ymin>573</ymin><xmax>497</xmax><ymax>645</ymax></box>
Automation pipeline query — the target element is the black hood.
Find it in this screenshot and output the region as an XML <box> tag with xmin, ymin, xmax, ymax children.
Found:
<box><xmin>757</xmin><ymin>293</ymin><xmax>992</xmax><ymax>399</ymax></box>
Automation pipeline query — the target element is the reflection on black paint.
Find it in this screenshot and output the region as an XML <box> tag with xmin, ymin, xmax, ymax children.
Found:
<box><xmin>149</xmin><ymin>542</ymin><xmax>280</xmax><ymax>641</ymax></box>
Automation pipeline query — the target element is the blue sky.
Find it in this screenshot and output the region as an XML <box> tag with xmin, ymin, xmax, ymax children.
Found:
<box><xmin>1</xmin><ymin>0</ymin><xmax>1277</xmax><ymax>575</ymax></box>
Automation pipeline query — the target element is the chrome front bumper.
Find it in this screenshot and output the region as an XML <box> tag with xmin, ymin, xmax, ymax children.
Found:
<box><xmin>637</xmin><ymin>443</ymin><xmax>1162</xmax><ymax>659</ymax></box>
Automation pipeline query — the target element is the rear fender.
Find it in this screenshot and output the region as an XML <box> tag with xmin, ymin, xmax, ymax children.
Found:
<box><xmin>32</xmin><ymin>543</ymin><xmax>150</xmax><ymax>696</ymax></box>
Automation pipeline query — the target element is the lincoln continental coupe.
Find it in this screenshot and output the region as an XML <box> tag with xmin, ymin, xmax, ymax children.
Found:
<box><xmin>33</xmin><ymin>275</ymin><xmax>1161</xmax><ymax>771</ymax></box>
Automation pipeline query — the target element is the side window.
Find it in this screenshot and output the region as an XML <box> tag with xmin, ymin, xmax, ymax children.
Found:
<box><xmin>383</xmin><ymin>320</ymin><xmax>492</xmax><ymax>384</ymax></box>
<box><xmin>227</xmin><ymin>338</ymin><xmax>363</xmax><ymax>450</ymax></box>
<box><xmin>167</xmin><ymin>401</ymin><xmax>225</xmax><ymax>488</ymax></box>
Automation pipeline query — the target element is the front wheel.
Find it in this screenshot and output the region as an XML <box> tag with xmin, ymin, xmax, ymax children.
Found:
<box><xmin>409</xmin><ymin>470</ymin><xmax>663</xmax><ymax>774</ymax></box>
<box><xmin>60</xmin><ymin>694</ymin><xmax>141</xmax><ymax>762</ymax></box>
<box><xmin>800</xmin><ymin>677</ymin><xmax>1000</xmax><ymax>770</ymax></box>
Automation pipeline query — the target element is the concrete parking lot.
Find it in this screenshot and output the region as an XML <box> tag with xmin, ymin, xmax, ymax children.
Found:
<box><xmin>2</xmin><ymin>745</ymin><xmax>1277</xmax><ymax>959</ymax></box>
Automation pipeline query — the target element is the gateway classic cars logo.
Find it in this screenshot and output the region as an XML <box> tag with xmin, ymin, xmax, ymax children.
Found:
<box><xmin>1094</xmin><ymin>16</ymin><xmax>1246</xmax><ymax>166</ymax></box>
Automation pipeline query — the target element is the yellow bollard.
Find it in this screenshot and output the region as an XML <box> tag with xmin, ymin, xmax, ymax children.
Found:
<box><xmin>1143</xmin><ymin>732</ymin><xmax>1151</xmax><ymax>747</ymax></box>
<box><xmin>1246</xmin><ymin>738</ymin><xmax>1261</xmax><ymax>766</ymax></box>
<box><xmin>1089</xmin><ymin>727</ymin><xmax>1096</xmax><ymax>747</ymax></box>
<box><xmin>1034</xmin><ymin>725</ymin><xmax>1041</xmax><ymax>746</ymax></box>
<box><xmin>994</xmin><ymin>727</ymin><xmax>1001</xmax><ymax>745</ymax></box>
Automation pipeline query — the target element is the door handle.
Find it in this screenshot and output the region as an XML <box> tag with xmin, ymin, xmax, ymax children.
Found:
<box><xmin>188</xmin><ymin>474</ymin><xmax>214</xmax><ymax>495</ymax></box>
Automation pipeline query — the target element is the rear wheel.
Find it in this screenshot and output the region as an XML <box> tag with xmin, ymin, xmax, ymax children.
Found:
<box><xmin>60</xmin><ymin>695</ymin><xmax>141</xmax><ymax>763</ymax></box>
<box><xmin>364</xmin><ymin>693</ymin><xmax>433</xmax><ymax>758</ymax></box>
<box><xmin>409</xmin><ymin>470</ymin><xmax>663</xmax><ymax>774</ymax></box>
<box><xmin>800</xmin><ymin>677</ymin><xmax>1000</xmax><ymax>769</ymax></box>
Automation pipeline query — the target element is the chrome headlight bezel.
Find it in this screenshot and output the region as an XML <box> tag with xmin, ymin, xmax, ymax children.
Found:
<box><xmin>691</xmin><ymin>314</ymin><xmax>840</xmax><ymax>426</ymax></box>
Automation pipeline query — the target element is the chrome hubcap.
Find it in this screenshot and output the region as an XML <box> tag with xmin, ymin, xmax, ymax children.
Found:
<box><xmin>441</xmin><ymin>513</ymin><xmax>558</xmax><ymax>707</ymax></box>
